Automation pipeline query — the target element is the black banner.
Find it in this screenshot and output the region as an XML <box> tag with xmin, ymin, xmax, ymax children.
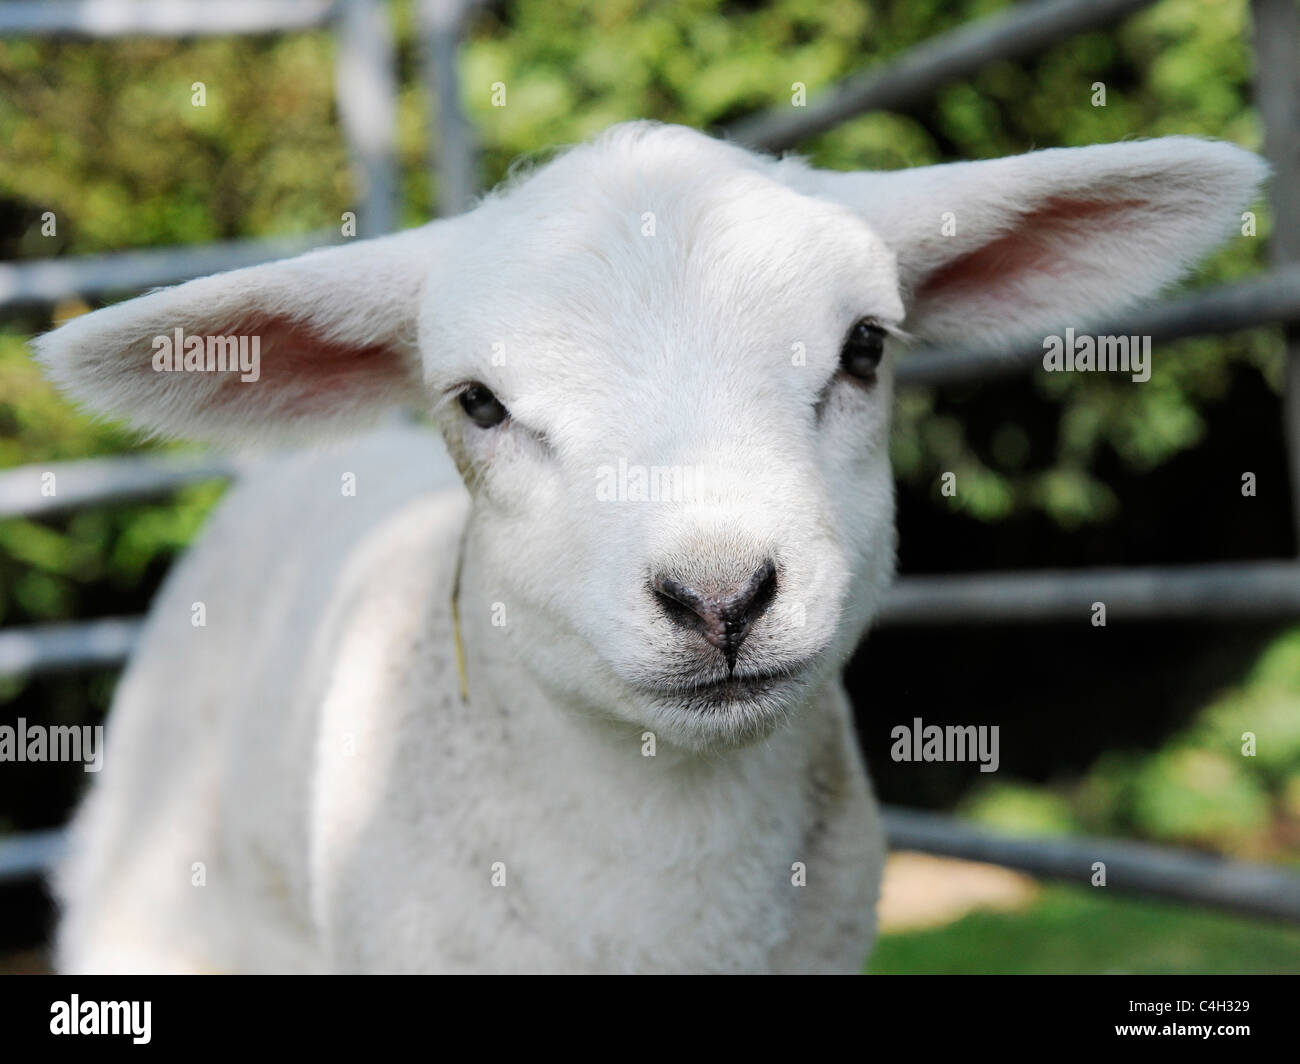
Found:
<box><xmin>0</xmin><ymin>974</ymin><xmax>1292</xmax><ymax>1052</ymax></box>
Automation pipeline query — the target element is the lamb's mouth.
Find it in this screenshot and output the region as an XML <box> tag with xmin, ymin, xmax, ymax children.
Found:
<box><xmin>642</xmin><ymin>663</ymin><xmax>811</xmax><ymax>705</ymax></box>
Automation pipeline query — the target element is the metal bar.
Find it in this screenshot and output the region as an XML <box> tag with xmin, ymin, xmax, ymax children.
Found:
<box><xmin>0</xmin><ymin>453</ymin><xmax>244</xmax><ymax>519</ymax></box>
<box><xmin>6</xmin><ymin>248</ymin><xmax>1293</xmax><ymax>379</ymax></box>
<box><xmin>883</xmin><ymin>805</ymin><xmax>1300</xmax><ymax>923</ymax></box>
<box><xmin>2</xmin><ymin>561</ymin><xmax>1296</xmax><ymax>678</ymax></box>
<box><xmin>726</xmin><ymin>0</ymin><xmax>1158</xmax><ymax>152</ymax></box>
<box><xmin>1252</xmin><ymin>0</ymin><xmax>1300</xmax><ymax>550</ymax></box>
<box><xmin>3</xmin><ymin>255</ymin><xmax>1294</xmax><ymax>508</ymax></box>
<box><xmin>879</xmin><ymin>561</ymin><xmax>1300</xmax><ymax>625</ymax></box>
<box><xmin>0</xmin><ymin>617</ymin><xmax>143</xmax><ymax>677</ymax></box>
<box><xmin>417</xmin><ymin>0</ymin><xmax>479</xmax><ymax>216</ymax></box>
<box><xmin>5</xmin><ymin>812</ymin><xmax>1298</xmax><ymax>925</ymax></box>
<box><xmin>0</xmin><ymin>231</ymin><xmax>337</xmax><ymax>312</ymax></box>
<box><xmin>897</xmin><ymin>263</ymin><xmax>1300</xmax><ymax>388</ymax></box>
<box><xmin>0</xmin><ymin>830</ymin><xmax>67</xmax><ymax>885</ymax></box>
<box><xmin>333</xmin><ymin>0</ymin><xmax>400</xmax><ymax>237</ymax></box>
<box><xmin>0</xmin><ymin>1</ymin><xmax>337</xmax><ymax>38</ymax></box>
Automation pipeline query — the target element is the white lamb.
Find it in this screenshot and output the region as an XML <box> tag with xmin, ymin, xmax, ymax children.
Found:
<box><xmin>35</xmin><ymin>121</ymin><xmax>1264</xmax><ymax>973</ymax></box>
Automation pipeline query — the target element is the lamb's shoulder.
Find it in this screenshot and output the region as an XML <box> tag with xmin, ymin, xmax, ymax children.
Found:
<box><xmin>156</xmin><ymin>422</ymin><xmax>465</xmax><ymax>934</ymax></box>
<box><xmin>208</xmin><ymin>424</ymin><xmax>470</xmax><ymax>923</ymax></box>
<box><xmin>55</xmin><ymin>424</ymin><xmax>467</xmax><ymax>972</ymax></box>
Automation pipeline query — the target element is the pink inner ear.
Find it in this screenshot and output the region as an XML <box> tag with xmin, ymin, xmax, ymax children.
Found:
<box><xmin>914</xmin><ymin>195</ymin><xmax>1149</xmax><ymax>302</ymax></box>
<box><xmin>206</xmin><ymin>311</ymin><xmax>413</xmax><ymax>419</ymax></box>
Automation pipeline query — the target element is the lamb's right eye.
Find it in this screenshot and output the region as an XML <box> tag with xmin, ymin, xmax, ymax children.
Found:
<box><xmin>840</xmin><ymin>319</ymin><xmax>886</xmax><ymax>382</ymax></box>
<box><xmin>458</xmin><ymin>384</ymin><xmax>509</xmax><ymax>428</ymax></box>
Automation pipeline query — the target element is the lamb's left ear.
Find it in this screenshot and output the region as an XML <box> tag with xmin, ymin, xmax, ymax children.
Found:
<box><xmin>782</xmin><ymin>138</ymin><xmax>1267</xmax><ymax>344</ymax></box>
<box><xmin>33</xmin><ymin>223</ymin><xmax>449</xmax><ymax>444</ymax></box>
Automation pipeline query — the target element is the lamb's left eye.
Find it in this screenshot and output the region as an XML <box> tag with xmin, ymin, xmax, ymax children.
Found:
<box><xmin>458</xmin><ymin>383</ymin><xmax>509</xmax><ymax>428</ymax></box>
<box><xmin>840</xmin><ymin>319</ymin><xmax>886</xmax><ymax>381</ymax></box>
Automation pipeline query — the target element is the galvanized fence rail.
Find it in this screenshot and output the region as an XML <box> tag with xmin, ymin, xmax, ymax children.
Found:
<box><xmin>2</xmin><ymin>0</ymin><xmax>1300</xmax><ymax>923</ymax></box>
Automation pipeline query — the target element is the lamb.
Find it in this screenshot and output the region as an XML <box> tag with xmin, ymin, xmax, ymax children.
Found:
<box><xmin>33</xmin><ymin>121</ymin><xmax>1264</xmax><ymax>973</ymax></box>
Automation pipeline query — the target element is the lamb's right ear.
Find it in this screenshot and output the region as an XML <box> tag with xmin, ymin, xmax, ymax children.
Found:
<box><xmin>778</xmin><ymin>138</ymin><xmax>1267</xmax><ymax>346</ymax></box>
<box><xmin>33</xmin><ymin>224</ymin><xmax>447</xmax><ymax>444</ymax></box>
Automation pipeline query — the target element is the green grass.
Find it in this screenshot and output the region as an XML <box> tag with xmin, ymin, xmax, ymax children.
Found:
<box><xmin>870</xmin><ymin>885</ymin><xmax>1300</xmax><ymax>974</ymax></box>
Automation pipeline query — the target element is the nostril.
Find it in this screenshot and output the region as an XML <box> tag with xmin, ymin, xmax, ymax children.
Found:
<box><xmin>741</xmin><ymin>559</ymin><xmax>778</xmax><ymax>626</ymax></box>
<box><xmin>651</xmin><ymin>575</ymin><xmax>705</xmax><ymax>627</ymax></box>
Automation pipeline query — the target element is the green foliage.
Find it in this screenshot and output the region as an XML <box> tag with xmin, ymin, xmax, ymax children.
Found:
<box><xmin>1199</xmin><ymin>627</ymin><xmax>1300</xmax><ymax>778</ymax></box>
<box><xmin>0</xmin><ymin>35</ymin><xmax>352</xmax><ymax>251</ymax></box>
<box><xmin>0</xmin><ymin>335</ymin><xmax>224</xmax><ymax>629</ymax></box>
<box><xmin>1130</xmin><ymin>747</ymin><xmax>1272</xmax><ymax>851</ymax></box>
<box><xmin>961</xmin><ymin>625</ymin><xmax>1300</xmax><ymax>859</ymax></box>
<box><xmin>871</xmin><ymin>883</ymin><xmax>1300</xmax><ymax>974</ymax></box>
<box><xmin>959</xmin><ymin>781</ymin><xmax>1082</xmax><ymax>836</ymax></box>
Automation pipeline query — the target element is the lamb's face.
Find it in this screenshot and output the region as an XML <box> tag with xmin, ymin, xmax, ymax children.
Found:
<box><xmin>423</xmin><ymin>127</ymin><xmax>904</xmax><ymax>750</ymax></box>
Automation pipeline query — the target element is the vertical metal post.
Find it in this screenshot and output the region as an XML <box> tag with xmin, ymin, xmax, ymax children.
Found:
<box><xmin>1252</xmin><ymin>0</ymin><xmax>1300</xmax><ymax>547</ymax></box>
<box><xmin>334</xmin><ymin>0</ymin><xmax>401</xmax><ymax>236</ymax></box>
<box><xmin>417</xmin><ymin>0</ymin><xmax>478</xmax><ymax>216</ymax></box>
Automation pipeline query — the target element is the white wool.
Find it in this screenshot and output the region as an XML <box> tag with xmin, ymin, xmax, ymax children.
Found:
<box><xmin>36</xmin><ymin>121</ymin><xmax>1264</xmax><ymax>973</ymax></box>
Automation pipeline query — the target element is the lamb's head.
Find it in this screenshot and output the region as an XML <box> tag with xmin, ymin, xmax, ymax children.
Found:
<box><xmin>34</xmin><ymin>121</ymin><xmax>1265</xmax><ymax>752</ymax></box>
<box><xmin>422</xmin><ymin>125</ymin><xmax>905</xmax><ymax>749</ymax></box>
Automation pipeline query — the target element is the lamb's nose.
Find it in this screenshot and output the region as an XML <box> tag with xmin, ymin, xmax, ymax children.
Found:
<box><xmin>652</xmin><ymin>559</ymin><xmax>778</xmax><ymax>667</ymax></box>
